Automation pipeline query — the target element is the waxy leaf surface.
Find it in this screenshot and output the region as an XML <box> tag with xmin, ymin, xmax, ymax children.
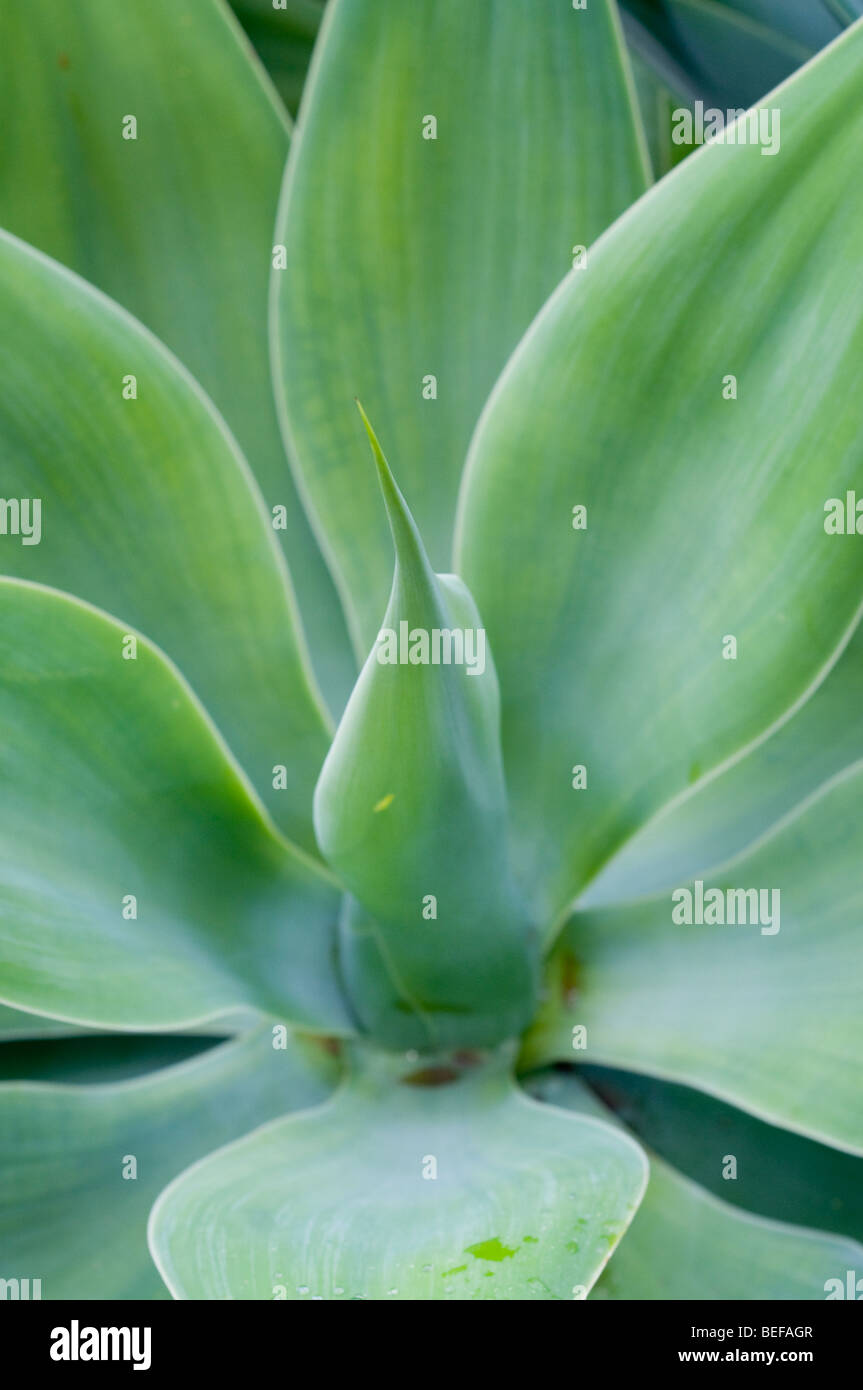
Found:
<box><xmin>0</xmin><ymin>0</ymin><xmax>353</xmax><ymax>708</ymax></box>
<box><xmin>274</xmin><ymin>0</ymin><xmax>649</xmax><ymax>655</ymax></box>
<box><xmin>0</xmin><ymin>580</ymin><xmax>351</xmax><ymax>1036</ymax></box>
<box><xmin>524</xmin><ymin>763</ymin><xmax>863</xmax><ymax>1153</ymax></box>
<box><xmin>0</xmin><ymin>230</ymin><xmax>330</xmax><ymax>853</ymax></box>
<box><xmin>586</xmin><ymin>622</ymin><xmax>863</xmax><ymax>905</ymax></box>
<box><xmin>150</xmin><ymin>1046</ymin><xmax>648</xmax><ymax>1300</ymax></box>
<box><xmin>0</xmin><ymin>1029</ymin><xmax>337</xmax><ymax>1299</ymax></box>
<box><xmin>457</xmin><ymin>24</ymin><xmax>863</xmax><ymax>925</ymax></box>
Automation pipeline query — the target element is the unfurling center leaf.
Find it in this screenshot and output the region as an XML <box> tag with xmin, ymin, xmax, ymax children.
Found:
<box><xmin>313</xmin><ymin>407</ymin><xmax>537</xmax><ymax>1049</ymax></box>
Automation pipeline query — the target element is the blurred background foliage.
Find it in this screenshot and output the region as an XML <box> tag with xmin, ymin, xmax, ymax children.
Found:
<box><xmin>230</xmin><ymin>0</ymin><xmax>859</xmax><ymax>174</ymax></box>
<box><xmin>231</xmin><ymin>0</ymin><xmax>325</xmax><ymax>115</ymax></box>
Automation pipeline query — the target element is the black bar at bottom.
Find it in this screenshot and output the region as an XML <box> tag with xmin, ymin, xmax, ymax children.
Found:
<box><xmin>3</xmin><ymin>1298</ymin><xmax>859</xmax><ymax>1376</ymax></box>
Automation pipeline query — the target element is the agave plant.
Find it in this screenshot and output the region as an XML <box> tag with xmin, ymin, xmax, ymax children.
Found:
<box><xmin>1</xmin><ymin>0</ymin><xmax>862</xmax><ymax>1303</ymax></box>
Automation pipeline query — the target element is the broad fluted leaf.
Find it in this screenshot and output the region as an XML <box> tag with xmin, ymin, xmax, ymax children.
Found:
<box><xmin>314</xmin><ymin>415</ymin><xmax>536</xmax><ymax>1049</ymax></box>
<box><xmin>457</xmin><ymin>24</ymin><xmax>863</xmax><ymax>927</ymax></box>
<box><xmin>0</xmin><ymin>230</ymin><xmax>330</xmax><ymax>853</ymax></box>
<box><xmin>528</xmin><ymin>1070</ymin><xmax>863</xmax><ymax>1301</ymax></box>
<box><xmin>230</xmin><ymin>0</ymin><xmax>325</xmax><ymax>115</ymax></box>
<box><xmin>0</xmin><ymin>0</ymin><xmax>353</xmax><ymax>710</ymax></box>
<box><xmin>0</xmin><ymin>1028</ymin><xmax>339</xmax><ymax>1299</ymax></box>
<box><xmin>586</xmin><ymin>622</ymin><xmax>863</xmax><ymax>905</ymax></box>
<box><xmin>577</xmin><ymin>1065</ymin><xmax>863</xmax><ymax>1242</ymax></box>
<box><xmin>274</xmin><ymin>0</ymin><xmax>649</xmax><ymax>656</ymax></box>
<box><xmin>149</xmin><ymin>1045</ymin><xmax>647</xmax><ymax>1300</ymax></box>
<box><xmin>0</xmin><ymin>579</ymin><xmax>351</xmax><ymax>1036</ymax></box>
<box><xmin>523</xmin><ymin>763</ymin><xmax>863</xmax><ymax>1153</ymax></box>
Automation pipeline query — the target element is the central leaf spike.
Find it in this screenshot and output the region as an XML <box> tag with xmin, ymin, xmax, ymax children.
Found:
<box><xmin>313</xmin><ymin>405</ymin><xmax>538</xmax><ymax>1050</ymax></box>
<box><xmin>355</xmin><ymin>399</ymin><xmax>431</xmax><ymax>588</ymax></box>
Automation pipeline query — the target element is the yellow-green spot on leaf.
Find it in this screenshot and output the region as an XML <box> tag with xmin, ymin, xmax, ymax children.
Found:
<box><xmin>373</xmin><ymin>792</ymin><xmax>394</xmax><ymax>813</ymax></box>
<box><xmin>523</xmin><ymin>1235</ymin><xmax>538</xmax><ymax>1244</ymax></box>
<box><xmin>441</xmin><ymin>1264</ymin><xmax>467</xmax><ymax>1278</ymax></box>
<box><xmin>465</xmin><ymin>1237</ymin><xmax>517</xmax><ymax>1262</ymax></box>
<box><xmin>566</xmin><ymin>1240</ymin><xmax>579</xmax><ymax>1253</ymax></box>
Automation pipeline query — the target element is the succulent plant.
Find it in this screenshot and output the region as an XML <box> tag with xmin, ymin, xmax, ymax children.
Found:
<box><xmin>0</xmin><ymin>0</ymin><xmax>862</xmax><ymax>1302</ymax></box>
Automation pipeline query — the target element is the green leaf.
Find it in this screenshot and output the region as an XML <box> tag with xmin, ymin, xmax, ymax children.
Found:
<box><xmin>0</xmin><ymin>229</ymin><xmax>330</xmax><ymax>854</ymax></box>
<box><xmin>273</xmin><ymin>0</ymin><xmax>649</xmax><ymax>657</ymax></box>
<box><xmin>524</xmin><ymin>763</ymin><xmax>863</xmax><ymax>1154</ymax></box>
<box><xmin>457</xmin><ymin>23</ymin><xmax>863</xmax><ymax>926</ymax></box>
<box><xmin>0</xmin><ymin>0</ymin><xmax>353</xmax><ymax>711</ymax></box>
<box><xmin>586</xmin><ymin>623</ymin><xmax>863</xmax><ymax>905</ymax></box>
<box><xmin>230</xmin><ymin>0</ymin><xmax>325</xmax><ymax>115</ymax></box>
<box><xmin>595</xmin><ymin>1163</ymin><xmax>863</xmax><ymax>1300</ymax></box>
<box><xmin>0</xmin><ymin>1005</ymin><xmax>96</xmax><ymax>1042</ymax></box>
<box><xmin>0</xmin><ymin>1028</ymin><xmax>339</xmax><ymax>1299</ymax></box>
<box><xmin>0</xmin><ymin>578</ymin><xmax>352</xmax><ymax>1036</ymax></box>
<box><xmin>527</xmin><ymin>1070</ymin><xmax>863</xmax><ymax>1301</ymax></box>
<box><xmin>0</xmin><ymin>1003</ymin><xmax>227</xmax><ymax>1043</ymax></box>
<box><xmin>149</xmin><ymin>1045</ymin><xmax>647</xmax><ymax>1300</ymax></box>
<box><xmin>576</xmin><ymin>1065</ymin><xmax>863</xmax><ymax>1242</ymax></box>
<box><xmin>314</xmin><ymin>414</ymin><xmax>536</xmax><ymax>1049</ymax></box>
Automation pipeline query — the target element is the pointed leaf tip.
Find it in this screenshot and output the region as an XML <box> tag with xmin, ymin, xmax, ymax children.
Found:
<box><xmin>355</xmin><ymin>400</ymin><xmax>429</xmax><ymax>580</ymax></box>
<box><xmin>315</xmin><ymin>419</ymin><xmax>537</xmax><ymax>1046</ymax></box>
<box><xmin>355</xmin><ymin>396</ymin><xmax>393</xmax><ymax>497</ymax></box>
